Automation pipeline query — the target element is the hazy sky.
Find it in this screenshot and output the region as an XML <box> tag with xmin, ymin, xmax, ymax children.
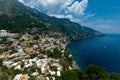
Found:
<box><xmin>18</xmin><ymin>0</ymin><xmax>120</xmax><ymax>34</ymax></box>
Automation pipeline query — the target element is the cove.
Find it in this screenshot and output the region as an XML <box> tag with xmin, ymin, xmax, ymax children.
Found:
<box><xmin>67</xmin><ymin>34</ymin><xmax>120</xmax><ymax>73</ymax></box>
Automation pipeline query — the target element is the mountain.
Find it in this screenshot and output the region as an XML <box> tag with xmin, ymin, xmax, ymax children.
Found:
<box><xmin>0</xmin><ymin>0</ymin><xmax>103</xmax><ymax>39</ymax></box>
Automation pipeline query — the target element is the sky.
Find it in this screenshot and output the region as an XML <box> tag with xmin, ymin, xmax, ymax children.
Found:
<box><xmin>18</xmin><ymin>0</ymin><xmax>120</xmax><ymax>34</ymax></box>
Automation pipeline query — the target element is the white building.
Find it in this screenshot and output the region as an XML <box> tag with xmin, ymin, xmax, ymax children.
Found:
<box><xmin>13</xmin><ymin>74</ymin><xmax>22</xmax><ymax>80</ymax></box>
<box><xmin>57</xmin><ymin>67</ymin><xmax>62</xmax><ymax>76</ymax></box>
<box><xmin>0</xmin><ymin>30</ymin><xmax>9</xmax><ymax>37</ymax></box>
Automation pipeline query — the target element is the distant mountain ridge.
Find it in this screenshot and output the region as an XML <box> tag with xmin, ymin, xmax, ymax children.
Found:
<box><xmin>0</xmin><ymin>0</ymin><xmax>103</xmax><ymax>39</ymax></box>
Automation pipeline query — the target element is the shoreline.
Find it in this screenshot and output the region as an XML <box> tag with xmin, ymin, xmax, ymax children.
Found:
<box><xmin>66</xmin><ymin>41</ymin><xmax>80</xmax><ymax>70</ymax></box>
<box><xmin>66</xmin><ymin>34</ymin><xmax>105</xmax><ymax>70</ymax></box>
<box><xmin>67</xmin><ymin>34</ymin><xmax>120</xmax><ymax>73</ymax></box>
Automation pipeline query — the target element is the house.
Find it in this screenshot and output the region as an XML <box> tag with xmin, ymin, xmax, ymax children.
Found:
<box><xmin>24</xmin><ymin>47</ymin><xmax>35</xmax><ymax>53</ymax></box>
<box><xmin>13</xmin><ymin>74</ymin><xmax>22</xmax><ymax>80</ymax></box>
<box><xmin>0</xmin><ymin>52</ymin><xmax>9</xmax><ymax>59</ymax></box>
<box><xmin>0</xmin><ymin>44</ymin><xmax>6</xmax><ymax>49</ymax></box>
<box><xmin>10</xmin><ymin>33</ymin><xmax>19</xmax><ymax>38</ymax></box>
<box><xmin>57</xmin><ymin>71</ymin><xmax>61</xmax><ymax>76</ymax></box>
<box><xmin>21</xmin><ymin>74</ymin><xmax>29</xmax><ymax>80</ymax></box>
<box><xmin>20</xmin><ymin>34</ymin><xmax>33</xmax><ymax>41</ymax></box>
<box><xmin>31</xmin><ymin>71</ymin><xmax>39</xmax><ymax>76</ymax></box>
<box><xmin>13</xmin><ymin>74</ymin><xmax>29</xmax><ymax>80</ymax></box>
<box><xmin>49</xmin><ymin>71</ymin><xmax>56</xmax><ymax>75</ymax></box>
<box><xmin>14</xmin><ymin>65</ymin><xmax>21</xmax><ymax>70</ymax></box>
<box><xmin>46</xmin><ymin>77</ymin><xmax>49</xmax><ymax>80</ymax></box>
<box><xmin>44</xmin><ymin>65</ymin><xmax>49</xmax><ymax>74</ymax></box>
<box><xmin>41</xmin><ymin>63</ymin><xmax>49</xmax><ymax>74</ymax></box>
<box><xmin>57</xmin><ymin>67</ymin><xmax>62</xmax><ymax>76</ymax></box>
<box><xmin>3</xmin><ymin>60</ymin><xmax>13</xmax><ymax>68</ymax></box>
<box><xmin>0</xmin><ymin>30</ymin><xmax>9</xmax><ymax>37</ymax></box>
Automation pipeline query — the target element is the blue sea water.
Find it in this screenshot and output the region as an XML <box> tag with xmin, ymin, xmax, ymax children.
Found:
<box><xmin>67</xmin><ymin>34</ymin><xmax>120</xmax><ymax>73</ymax></box>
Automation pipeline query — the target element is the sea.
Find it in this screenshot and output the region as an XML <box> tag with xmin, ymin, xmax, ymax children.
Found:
<box><xmin>67</xmin><ymin>34</ymin><xmax>120</xmax><ymax>73</ymax></box>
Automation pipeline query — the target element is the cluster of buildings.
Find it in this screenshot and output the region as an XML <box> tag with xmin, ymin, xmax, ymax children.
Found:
<box><xmin>0</xmin><ymin>30</ymin><xmax>76</xmax><ymax>80</ymax></box>
<box><xmin>3</xmin><ymin>57</ymin><xmax>62</xmax><ymax>76</ymax></box>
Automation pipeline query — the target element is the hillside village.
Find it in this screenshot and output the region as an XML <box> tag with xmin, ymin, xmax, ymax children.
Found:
<box><xmin>0</xmin><ymin>30</ymin><xmax>78</xmax><ymax>80</ymax></box>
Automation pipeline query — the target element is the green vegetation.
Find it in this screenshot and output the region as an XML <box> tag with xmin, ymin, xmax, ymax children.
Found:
<box><xmin>47</xmin><ymin>48</ymin><xmax>62</xmax><ymax>59</ymax></box>
<box><xmin>0</xmin><ymin>0</ymin><xmax>103</xmax><ymax>39</ymax></box>
<box><xmin>55</xmin><ymin>64</ymin><xmax>120</xmax><ymax>80</ymax></box>
<box><xmin>79</xmin><ymin>64</ymin><xmax>110</xmax><ymax>80</ymax></box>
<box><xmin>61</xmin><ymin>70</ymin><xmax>80</xmax><ymax>80</ymax></box>
<box><xmin>110</xmin><ymin>72</ymin><xmax>120</xmax><ymax>80</ymax></box>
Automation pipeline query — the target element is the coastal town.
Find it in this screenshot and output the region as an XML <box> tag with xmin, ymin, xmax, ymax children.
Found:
<box><xmin>0</xmin><ymin>30</ymin><xmax>78</xmax><ymax>80</ymax></box>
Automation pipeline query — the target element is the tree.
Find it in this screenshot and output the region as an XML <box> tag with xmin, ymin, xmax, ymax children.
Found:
<box><xmin>110</xmin><ymin>72</ymin><xmax>120</xmax><ymax>80</ymax></box>
<box><xmin>79</xmin><ymin>64</ymin><xmax>110</xmax><ymax>80</ymax></box>
<box><xmin>61</xmin><ymin>69</ymin><xmax>80</xmax><ymax>80</ymax></box>
<box><xmin>0</xmin><ymin>59</ymin><xmax>3</xmax><ymax>66</ymax></box>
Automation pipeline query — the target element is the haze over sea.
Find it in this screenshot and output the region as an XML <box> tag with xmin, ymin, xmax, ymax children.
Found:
<box><xmin>67</xmin><ymin>34</ymin><xmax>120</xmax><ymax>73</ymax></box>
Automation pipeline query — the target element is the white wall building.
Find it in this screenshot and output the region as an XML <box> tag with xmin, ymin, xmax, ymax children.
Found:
<box><xmin>13</xmin><ymin>74</ymin><xmax>22</xmax><ymax>80</ymax></box>
<box><xmin>0</xmin><ymin>30</ymin><xmax>9</xmax><ymax>37</ymax></box>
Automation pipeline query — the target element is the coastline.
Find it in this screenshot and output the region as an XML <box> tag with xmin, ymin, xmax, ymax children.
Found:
<box><xmin>67</xmin><ymin>34</ymin><xmax>120</xmax><ymax>73</ymax></box>
<box><xmin>65</xmin><ymin>41</ymin><xmax>80</xmax><ymax>70</ymax></box>
<box><xmin>66</xmin><ymin>34</ymin><xmax>105</xmax><ymax>70</ymax></box>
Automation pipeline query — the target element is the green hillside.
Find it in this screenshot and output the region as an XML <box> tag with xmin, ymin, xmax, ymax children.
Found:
<box><xmin>0</xmin><ymin>0</ymin><xmax>103</xmax><ymax>39</ymax></box>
